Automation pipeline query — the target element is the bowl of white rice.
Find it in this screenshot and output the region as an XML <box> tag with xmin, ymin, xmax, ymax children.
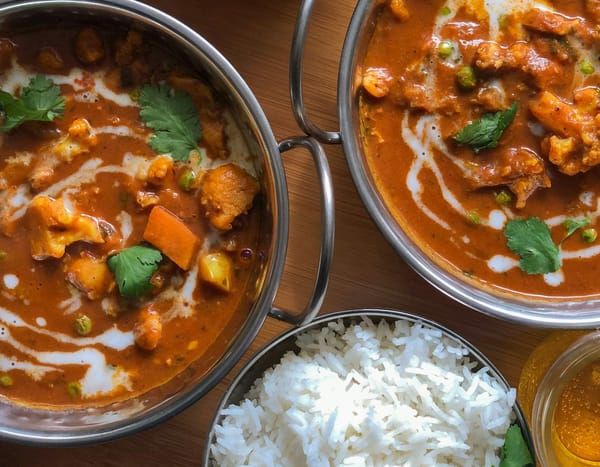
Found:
<box><xmin>202</xmin><ymin>309</ymin><xmax>535</xmax><ymax>466</ymax></box>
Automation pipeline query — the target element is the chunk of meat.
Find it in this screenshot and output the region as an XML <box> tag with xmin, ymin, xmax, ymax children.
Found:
<box><xmin>475</xmin><ymin>41</ymin><xmax>564</xmax><ymax>90</ymax></box>
<box><xmin>74</xmin><ymin>27</ymin><xmax>105</xmax><ymax>65</ymax></box>
<box><xmin>133</xmin><ymin>306</ymin><xmax>162</xmax><ymax>351</ymax></box>
<box><xmin>475</xmin><ymin>85</ymin><xmax>506</xmax><ymax>111</ymax></box>
<box><xmin>201</xmin><ymin>118</ymin><xmax>228</xmax><ymax>158</ymax></box>
<box><xmin>114</xmin><ymin>30</ymin><xmax>143</xmax><ymax>66</ymax></box>
<box><xmin>529</xmin><ymin>91</ymin><xmax>583</xmax><ymax>138</ymax></box>
<box><xmin>586</xmin><ymin>0</ymin><xmax>600</xmax><ymax>23</ymax></box>
<box><xmin>522</xmin><ymin>9</ymin><xmax>582</xmax><ymax>36</ymax></box>
<box><xmin>36</xmin><ymin>47</ymin><xmax>64</xmax><ymax>72</ymax></box>
<box><xmin>362</xmin><ymin>67</ymin><xmax>394</xmax><ymax>98</ymax></box>
<box><xmin>64</xmin><ymin>252</ymin><xmax>114</xmax><ymax>300</ymax></box>
<box><xmin>199</xmin><ymin>164</ymin><xmax>259</xmax><ymax>230</ymax></box>
<box><xmin>26</xmin><ymin>196</ymin><xmax>104</xmax><ymax>260</ymax></box>
<box><xmin>530</xmin><ymin>88</ymin><xmax>600</xmax><ymax>175</ymax></box>
<box><xmin>522</xmin><ymin>8</ymin><xmax>598</xmax><ymax>44</ymax></box>
<box><xmin>464</xmin><ymin>147</ymin><xmax>551</xmax><ymax>208</ymax></box>
<box><xmin>398</xmin><ymin>61</ymin><xmax>460</xmax><ymax>114</ymax></box>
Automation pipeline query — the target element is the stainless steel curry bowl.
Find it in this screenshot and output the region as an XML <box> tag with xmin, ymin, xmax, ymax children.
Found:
<box><xmin>0</xmin><ymin>0</ymin><xmax>334</xmax><ymax>445</ymax></box>
<box><xmin>201</xmin><ymin>309</ymin><xmax>535</xmax><ymax>466</ymax></box>
<box><xmin>291</xmin><ymin>0</ymin><xmax>600</xmax><ymax>328</ymax></box>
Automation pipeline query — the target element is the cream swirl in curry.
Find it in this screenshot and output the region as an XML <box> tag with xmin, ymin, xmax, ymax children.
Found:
<box><xmin>360</xmin><ymin>0</ymin><xmax>600</xmax><ymax>298</ymax></box>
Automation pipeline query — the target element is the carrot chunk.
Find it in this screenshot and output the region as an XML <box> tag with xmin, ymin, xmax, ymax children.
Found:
<box><xmin>143</xmin><ymin>206</ymin><xmax>200</xmax><ymax>270</ymax></box>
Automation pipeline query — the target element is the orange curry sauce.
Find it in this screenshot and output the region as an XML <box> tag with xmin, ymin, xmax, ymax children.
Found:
<box><xmin>0</xmin><ymin>24</ymin><xmax>262</xmax><ymax>407</ymax></box>
<box><xmin>360</xmin><ymin>0</ymin><xmax>600</xmax><ymax>299</ymax></box>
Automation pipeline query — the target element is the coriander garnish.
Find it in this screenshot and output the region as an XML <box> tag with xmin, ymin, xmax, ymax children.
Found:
<box><xmin>107</xmin><ymin>245</ymin><xmax>163</xmax><ymax>299</ymax></box>
<box><xmin>138</xmin><ymin>83</ymin><xmax>202</xmax><ymax>162</ymax></box>
<box><xmin>454</xmin><ymin>102</ymin><xmax>518</xmax><ymax>153</ymax></box>
<box><xmin>0</xmin><ymin>74</ymin><xmax>65</xmax><ymax>132</ymax></box>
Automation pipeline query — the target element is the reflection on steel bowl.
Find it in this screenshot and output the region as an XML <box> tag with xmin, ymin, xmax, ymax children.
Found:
<box><xmin>203</xmin><ymin>309</ymin><xmax>535</xmax><ymax>466</ymax></box>
<box><xmin>292</xmin><ymin>0</ymin><xmax>600</xmax><ymax>327</ymax></box>
<box><xmin>0</xmin><ymin>0</ymin><xmax>333</xmax><ymax>446</ymax></box>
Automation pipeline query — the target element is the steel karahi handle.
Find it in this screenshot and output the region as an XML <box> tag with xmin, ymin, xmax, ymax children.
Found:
<box><xmin>290</xmin><ymin>0</ymin><xmax>342</xmax><ymax>145</ymax></box>
<box><xmin>269</xmin><ymin>136</ymin><xmax>335</xmax><ymax>326</ymax></box>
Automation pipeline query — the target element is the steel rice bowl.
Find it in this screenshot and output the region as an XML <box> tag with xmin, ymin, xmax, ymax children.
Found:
<box><xmin>202</xmin><ymin>309</ymin><xmax>535</xmax><ymax>466</ymax></box>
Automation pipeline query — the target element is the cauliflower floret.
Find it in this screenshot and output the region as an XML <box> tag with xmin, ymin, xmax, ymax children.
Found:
<box><xmin>53</xmin><ymin>118</ymin><xmax>98</xmax><ymax>162</ymax></box>
<box><xmin>134</xmin><ymin>306</ymin><xmax>162</xmax><ymax>351</ymax></box>
<box><xmin>389</xmin><ymin>0</ymin><xmax>409</xmax><ymax>21</ymax></box>
<box><xmin>362</xmin><ymin>67</ymin><xmax>393</xmax><ymax>98</ymax></box>
<box><xmin>146</xmin><ymin>155</ymin><xmax>174</xmax><ymax>186</ymax></box>
<box><xmin>27</xmin><ymin>196</ymin><xmax>104</xmax><ymax>260</ymax></box>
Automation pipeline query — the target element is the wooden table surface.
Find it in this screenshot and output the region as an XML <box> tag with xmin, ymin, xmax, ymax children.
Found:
<box><xmin>1</xmin><ymin>0</ymin><xmax>556</xmax><ymax>465</ymax></box>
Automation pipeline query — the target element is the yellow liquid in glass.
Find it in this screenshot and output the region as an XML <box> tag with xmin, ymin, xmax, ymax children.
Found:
<box><xmin>553</xmin><ymin>361</ymin><xmax>600</xmax><ymax>464</ymax></box>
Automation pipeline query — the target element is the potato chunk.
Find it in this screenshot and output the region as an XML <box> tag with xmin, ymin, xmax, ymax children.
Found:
<box><xmin>64</xmin><ymin>252</ymin><xmax>114</xmax><ymax>300</ymax></box>
<box><xmin>27</xmin><ymin>196</ymin><xmax>104</xmax><ymax>260</ymax></box>
<box><xmin>199</xmin><ymin>164</ymin><xmax>259</xmax><ymax>230</ymax></box>
<box><xmin>199</xmin><ymin>252</ymin><xmax>232</xmax><ymax>292</ymax></box>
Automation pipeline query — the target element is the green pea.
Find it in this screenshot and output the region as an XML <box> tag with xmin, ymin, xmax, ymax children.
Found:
<box><xmin>457</xmin><ymin>66</ymin><xmax>477</xmax><ymax>90</ymax></box>
<box><xmin>179</xmin><ymin>169</ymin><xmax>197</xmax><ymax>192</ymax></box>
<box><xmin>67</xmin><ymin>381</ymin><xmax>82</xmax><ymax>397</ymax></box>
<box><xmin>582</xmin><ymin>228</ymin><xmax>597</xmax><ymax>243</ymax></box>
<box><xmin>74</xmin><ymin>315</ymin><xmax>92</xmax><ymax>336</ymax></box>
<box><xmin>495</xmin><ymin>190</ymin><xmax>512</xmax><ymax>205</ymax></box>
<box><xmin>437</xmin><ymin>41</ymin><xmax>454</xmax><ymax>59</ymax></box>
<box><xmin>0</xmin><ymin>374</ymin><xmax>13</xmax><ymax>387</ymax></box>
<box><xmin>467</xmin><ymin>211</ymin><xmax>481</xmax><ymax>225</ymax></box>
<box><xmin>580</xmin><ymin>60</ymin><xmax>595</xmax><ymax>75</ymax></box>
<box><xmin>439</xmin><ymin>5</ymin><xmax>451</xmax><ymax>16</ymax></box>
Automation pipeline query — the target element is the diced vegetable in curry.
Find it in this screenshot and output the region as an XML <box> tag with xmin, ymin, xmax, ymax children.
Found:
<box><xmin>360</xmin><ymin>0</ymin><xmax>600</xmax><ymax>298</ymax></box>
<box><xmin>0</xmin><ymin>22</ymin><xmax>262</xmax><ymax>408</ymax></box>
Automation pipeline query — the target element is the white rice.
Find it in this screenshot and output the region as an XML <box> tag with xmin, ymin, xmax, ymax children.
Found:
<box><xmin>209</xmin><ymin>318</ymin><xmax>516</xmax><ymax>467</ymax></box>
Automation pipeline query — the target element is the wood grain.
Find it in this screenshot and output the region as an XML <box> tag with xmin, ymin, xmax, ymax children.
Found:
<box><xmin>0</xmin><ymin>0</ymin><xmax>551</xmax><ymax>465</ymax></box>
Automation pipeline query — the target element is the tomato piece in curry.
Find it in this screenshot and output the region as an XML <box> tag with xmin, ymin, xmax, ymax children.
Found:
<box><xmin>360</xmin><ymin>0</ymin><xmax>600</xmax><ymax>298</ymax></box>
<box><xmin>0</xmin><ymin>23</ymin><xmax>262</xmax><ymax>408</ymax></box>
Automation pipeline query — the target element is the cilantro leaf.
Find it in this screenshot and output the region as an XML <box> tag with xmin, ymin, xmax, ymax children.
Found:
<box><xmin>0</xmin><ymin>74</ymin><xmax>65</xmax><ymax>132</ymax></box>
<box><xmin>504</xmin><ymin>217</ymin><xmax>560</xmax><ymax>274</ymax></box>
<box><xmin>499</xmin><ymin>425</ymin><xmax>534</xmax><ymax>467</ymax></box>
<box><xmin>563</xmin><ymin>217</ymin><xmax>590</xmax><ymax>241</ymax></box>
<box><xmin>454</xmin><ymin>102</ymin><xmax>518</xmax><ymax>153</ymax></box>
<box><xmin>139</xmin><ymin>84</ymin><xmax>201</xmax><ymax>161</ymax></box>
<box><xmin>107</xmin><ymin>245</ymin><xmax>163</xmax><ymax>299</ymax></box>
